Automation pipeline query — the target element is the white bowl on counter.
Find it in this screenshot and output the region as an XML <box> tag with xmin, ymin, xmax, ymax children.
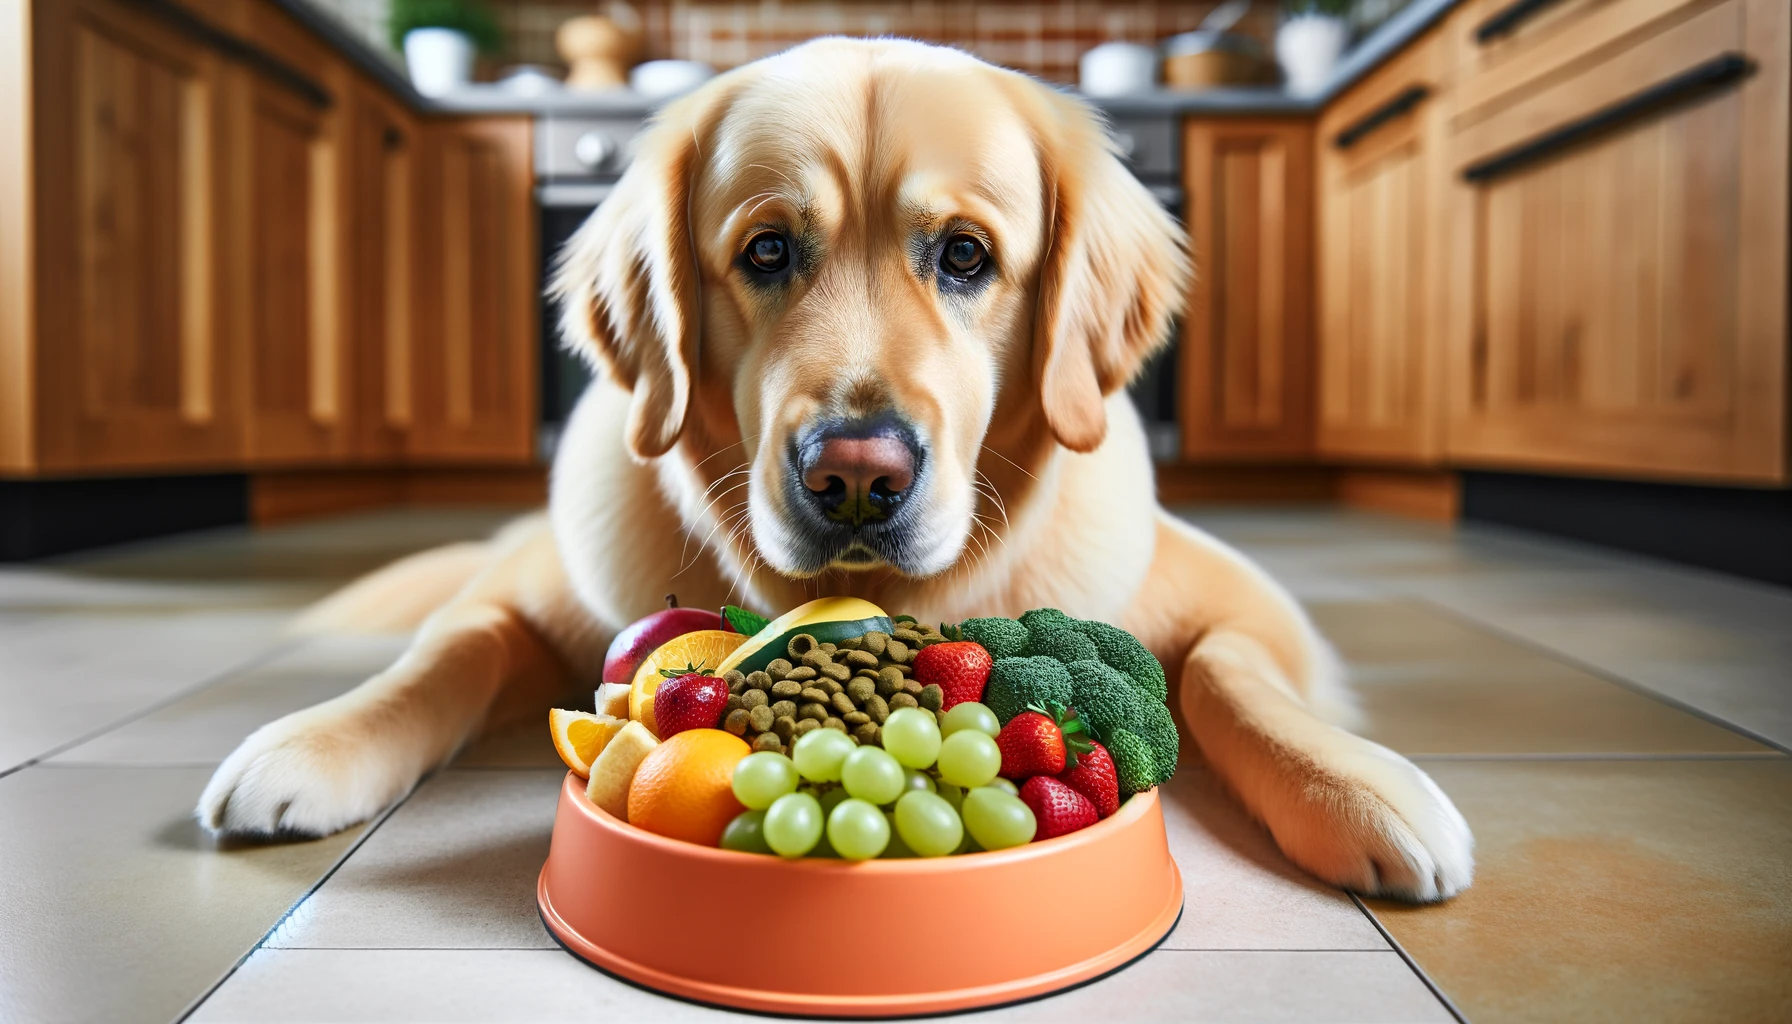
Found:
<box><xmin>1078</xmin><ymin>42</ymin><xmax>1158</xmax><ymax>97</ymax></box>
<box><xmin>628</xmin><ymin>60</ymin><xmax>714</xmax><ymax>100</ymax></box>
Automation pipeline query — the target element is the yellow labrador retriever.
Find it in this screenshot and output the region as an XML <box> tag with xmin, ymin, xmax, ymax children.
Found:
<box><xmin>200</xmin><ymin>39</ymin><xmax>1472</xmax><ymax>901</ymax></box>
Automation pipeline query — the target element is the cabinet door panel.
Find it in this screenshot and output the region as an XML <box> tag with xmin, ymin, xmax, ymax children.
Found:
<box><xmin>1182</xmin><ymin>120</ymin><xmax>1315</xmax><ymax>460</ymax></box>
<box><xmin>1444</xmin><ymin>0</ymin><xmax>1787</xmax><ymax>481</ymax></box>
<box><xmin>32</xmin><ymin>0</ymin><xmax>239</xmax><ymax>470</ymax></box>
<box><xmin>411</xmin><ymin>118</ymin><xmax>535</xmax><ymax>462</ymax></box>
<box><xmin>344</xmin><ymin>85</ymin><xmax>416</xmax><ymax>460</ymax></box>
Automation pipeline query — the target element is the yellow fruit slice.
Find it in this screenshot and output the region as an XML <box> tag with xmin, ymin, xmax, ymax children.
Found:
<box><xmin>593</xmin><ymin>682</ymin><xmax>631</xmax><ymax>719</ymax></box>
<box><xmin>629</xmin><ymin>629</ymin><xmax>748</xmax><ymax>739</ymax></box>
<box><xmin>549</xmin><ymin>709</ymin><xmax>626</xmax><ymax>778</ymax></box>
<box><xmin>586</xmin><ymin>720</ymin><xmax>659</xmax><ymax>820</ymax></box>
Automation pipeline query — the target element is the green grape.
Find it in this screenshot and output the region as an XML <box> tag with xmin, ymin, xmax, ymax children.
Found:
<box><xmin>720</xmin><ymin>810</ymin><xmax>773</xmax><ymax>854</ymax></box>
<box><xmin>883</xmin><ymin>707</ymin><xmax>942</xmax><ymax>769</ymax></box>
<box><xmin>936</xmin><ymin>781</ymin><xmax>964</xmax><ymax>814</ymax></box>
<box><xmin>894</xmin><ymin>790</ymin><xmax>963</xmax><ymax>857</ymax></box>
<box><xmin>841</xmin><ymin>746</ymin><xmax>905</xmax><ymax>805</ymax></box>
<box><xmin>731</xmin><ymin>751</ymin><xmax>799</xmax><ymax>810</ymax></box>
<box><xmin>880</xmin><ymin>812</ymin><xmax>915</xmax><ymax>858</ymax></box>
<box><xmin>962</xmin><ymin>786</ymin><xmax>1035</xmax><ymax>850</ymax></box>
<box><xmin>936</xmin><ymin>729</ymin><xmax>1001</xmax><ymax>789</ymax></box>
<box><xmin>903</xmin><ymin>768</ymin><xmax>936</xmax><ymax>795</ymax></box>
<box><xmin>986</xmin><ymin>777</ymin><xmax>1019</xmax><ymax>797</ymax></box>
<box><xmin>792</xmin><ymin>728</ymin><xmax>855</xmax><ymax>783</ymax></box>
<box><xmin>940</xmin><ymin>701</ymin><xmax>1000</xmax><ymax>739</ymax></box>
<box><xmin>763</xmin><ymin>792</ymin><xmax>823</xmax><ymax>858</ymax></box>
<box><xmin>827</xmin><ymin>798</ymin><xmax>891</xmax><ymax>861</ymax></box>
<box><xmin>818</xmin><ymin>785</ymin><xmax>850</xmax><ymax>816</ymax></box>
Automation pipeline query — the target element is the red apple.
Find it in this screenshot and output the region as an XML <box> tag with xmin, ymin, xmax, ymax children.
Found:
<box><xmin>601</xmin><ymin>596</ymin><xmax>725</xmax><ymax>684</ymax></box>
<box><xmin>651</xmin><ymin>673</ymin><xmax>730</xmax><ymax>737</ymax></box>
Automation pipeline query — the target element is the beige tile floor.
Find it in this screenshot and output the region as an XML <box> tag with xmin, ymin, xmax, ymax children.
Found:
<box><xmin>2</xmin><ymin>506</ymin><xmax>1787</xmax><ymax>1023</ymax></box>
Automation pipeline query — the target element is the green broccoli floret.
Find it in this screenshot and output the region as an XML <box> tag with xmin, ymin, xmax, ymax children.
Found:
<box><xmin>1135</xmin><ymin>701</ymin><xmax>1179</xmax><ymax>785</ymax></box>
<box><xmin>1024</xmin><ymin>625</ymin><xmax>1100</xmax><ymax>664</ymax></box>
<box><xmin>956</xmin><ymin>616</ymin><xmax>1029</xmax><ymax>660</ymax></box>
<box><xmin>1063</xmin><ymin>660</ymin><xmax>1142</xmax><ymax>742</ymax></box>
<box><xmin>1074</xmin><ymin>620</ymin><xmax>1167</xmax><ymax>702</ymax></box>
<box><xmin>1107</xmin><ymin>729</ymin><xmax>1157</xmax><ymax>795</ymax></box>
<box><xmin>1018</xmin><ymin>608</ymin><xmax>1074</xmax><ymax>632</ymax></box>
<box><xmin>982</xmin><ymin>656</ymin><xmax>1073</xmax><ymax>723</ymax></box>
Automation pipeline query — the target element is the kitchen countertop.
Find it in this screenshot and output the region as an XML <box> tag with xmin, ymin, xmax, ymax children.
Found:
<box><xmin>280</xmin><ymin>0</ymin><xmax>1463</xmax><ymax>120</ymax></box>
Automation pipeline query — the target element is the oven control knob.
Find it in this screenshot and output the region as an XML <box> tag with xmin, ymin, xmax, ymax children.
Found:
<box><xmin>573</xmin><ymin>131</ymin><xmax>617</xmax><ymax>170</ymax></box>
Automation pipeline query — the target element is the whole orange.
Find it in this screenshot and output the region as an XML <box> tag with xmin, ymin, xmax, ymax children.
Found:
<box><xmin>626</xmin><ymin>728</ymin><xmax>751</xmax><ymax>846</ymax></box>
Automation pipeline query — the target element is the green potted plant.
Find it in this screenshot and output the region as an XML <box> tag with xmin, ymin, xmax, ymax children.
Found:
<box><xmin>1277</xmin><ymin>0</ymin><xmax>1353</xmax><ymax>95</ymax></box>
<box><xmin>389</xmin><ymin>0</ymin><xmax>502</xmax><ymax>97</ymax></box>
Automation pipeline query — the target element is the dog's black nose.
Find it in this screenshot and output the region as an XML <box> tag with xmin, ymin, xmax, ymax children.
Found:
<box><xmin>798</xmin><ymin>423</ymin><xmax>919</xmax><ymax>526</ymax></box>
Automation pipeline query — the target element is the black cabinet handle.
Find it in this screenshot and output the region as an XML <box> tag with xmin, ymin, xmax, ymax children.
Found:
<box><xmin>131</xmin><ymin>0</ymin><xmax>333</xmax><ymax>108</ymax></box>
<box><xmin>1475</xmin><ymin>0</ymin><xmax>1567</xmax><ymax>44</ymax></box>
<box><xmin>1463</xmin><ymin>53</ymin><xmax>1751</xmax><ymax>183</ymax></box>
<box><xmin>1334</xmin><ymin>85</ymin><xmax>1430</xmax><ymax>149</ymax></box>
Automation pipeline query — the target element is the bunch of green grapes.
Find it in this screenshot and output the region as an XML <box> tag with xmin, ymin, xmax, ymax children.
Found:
<box><xmin>721</xmin><ymin>703</ymin><xmax>1037</xmax><ymax>859</ymax></box>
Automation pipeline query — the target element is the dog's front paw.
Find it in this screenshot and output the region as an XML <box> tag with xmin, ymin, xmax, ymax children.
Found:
<box><xmin>1265</xmin><ymin>735</ymin><xmax>1474</xmax><ymax>902</ymax></box>
<box><xmin>197</xmin><ymin>702</ymin><xmax>421</xmax><ymax>838</ymax></box>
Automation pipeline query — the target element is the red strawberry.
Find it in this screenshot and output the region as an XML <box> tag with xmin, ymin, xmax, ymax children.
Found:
<box><xmin>996</xmin><ymin>703</ymin><xmax>1093</xmax><ymax>780</ymax></box>
<box><xmin>1057</xmin><ymin>740</ymin><xmax>1119</xmax><ymax>818</ymax></box>
<box><xmin>652</xmin><ymin>673</ymin><xmax>729</xmax><ymax>737</ymax></box>
<box><xmin>1020</xmin><ymin>775</ymin><xmax>1099</xmax><ymax>840</ymax></box>
<box><xmin>912</xmin><ymin>641</ymin><xmax>993</xmax><ymax>710</ymax></box>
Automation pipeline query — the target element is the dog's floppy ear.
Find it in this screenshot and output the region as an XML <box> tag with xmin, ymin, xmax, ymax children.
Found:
<box><xmin>552</xmin><ymin>87</ymin><xmax>729</xmax><ymax>459</ymax></box>
<box><xmin>1030</xmin><ymin>93</ymin><xmax>1191</xmax><ymax>453</ymax></box>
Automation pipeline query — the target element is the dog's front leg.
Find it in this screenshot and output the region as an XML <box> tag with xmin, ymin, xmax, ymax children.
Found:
<box><xmin>1179</xmin><ymin>628</ymin><xmax>1475</xmax><ymax>902</ymax></box>
<box><xmin>197</xmin><ymin>599</ymin><xmax>567</xmax><ymax>837</ymax></box>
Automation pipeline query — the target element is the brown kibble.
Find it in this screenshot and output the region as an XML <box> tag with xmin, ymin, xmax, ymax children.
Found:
<box><xmin>843</xmin><ymin>649</ymin><xmax>879</xmax><ymax>669</ymax></box>
<box><xmin>799</xmin><ymin>702</ymin><xmax>829</xmax><ymax>722</ymax></box>
<box><xmin>819</xmin><ymin>679</ymin><xmax>844</xmax><ymax>696</ymax></box>
<box><xmin>819</xmin><ymin>642</ymin><xmax>837</xmax><ymax>656</ymax></box>
<box><xmin>891</xmin><ymin>662</ymin><xmax>913</xmax><ymax>677</ymax></box>
<box><xmin>784</xmin><ymin>665</ymin><xmax>818</xmax><ymax>682</ymax></box>
<box><xmin>748</xmin><ymin>705</ymin><xmax>775</xmax><ymax>732</ymax></box>
<box><xmin>820</xmin><ymin>663</ymin><xmax>852</xmax><ymax>683</ymax></box>
<box><xmin>892</xmin><ymin>627</ymin><xmax>923</xmax><ymax>645</ymax></box>
<box><xmin>846</xmin><ymin>679</ymin><xmax>875</xmax><ymax>704</ymax></box>
<box><xmin>771</xmin><ymin>680</ymin><xmax>803</xmax><ymax>699</ymax></box>
<box><xmin>861</xmin><ymin>631</ymin><xmax>889</xmax><ymax>656</ymax></box>
<box><xmin>836</xmin><ymin>636</ymin><xmax>863</xmax><ymax>651</ymax></box>
<box><xmin>885</xmin><ymin>640</ymin><xmax>911</xmax><ymax>663</ymax></box>
<box><xmin>746</xmin><ymin>671</ymin><xmax>773</xmax><ymax>691</ymax></box>
<box><xmin>799</xmin><ymin>686</ymin><xmax>830</xmax><ymax>705</ymax></box>
<box><xmin>787</xmin><ymin>634</ymin><xmax>818</xmax><ymax>659</ymax></box>
<box><xmin>771</xmin><ymin>699</ymin><xmax>797</xmax><ymax>719</ymax></box>
<box><xmin>830</xmin><ymin>692</ymin><xmax>856</xmax><ymax>716</ymax></box>
<box><xmin>794</xmin><ymin>718</ymin><xmax>820</xmax><ymax>737</ymax></box>
<box><xmin>865</xmin><ymin>693</ymin><xmax>890</xmax><ymax>723</ymax></box>
<box><xmin>876</xmin><ymin>667</ymin><xmax>904</xmax><ymax>695</ymax></box>
<box><xmin>724</xmin><ymin>694</ymin><xmax>744</xmax><ymax>715</ymax></box>
<box><xmin>824</xmin><ymin>717</ymin><xmax>847</xmax><ymax>732</ymax></box>
<box><xmin>723</xmin><ymin>708</ymin><xmax>750</xmax><ymax>735</ymax></box>
<box><xmin>843</xmin><ymin>710</ymin><xmax>871</xmax><ymax>727</ymax></box>
<box><xmin>919</xmin><ymin>684</ymin><xmax>944</xmax><ymax>712</ymax></box>
<box><xmin>741</xmin><ymin>688</ymin><xmax>768</xmax><ymax>710</ymax></box>
<box><xmin>800</xmin><ymin>649</ymin><xmax>834</xmax><ymax>669</ymax></box>
<box><xmin>851</xmin><ymin>722</ymin><xmax>880</xmax><ymax>745</ymax></box>
<box><xmin>902</xmin><ymin>679</ymin><xmax>924</xmax><ymax>696</ymax></box>
<box><xmin>855</xmin><ymin>668</ymin><xmax>880</xmax><ymax>682</ymax></box>
<box><xmin>890</xmin><ymin>692</ymin><xmax>919</xmax><ymax>710</ymax></box>
<box><xmin>752</xmin><ymin>733</ymin><xmax>784</xmax><ymax>753</ymax></box>
<box><xmin>727</xmin><ymin>678</ymin><xmax>746</xmax><ymax>695</ymax></box>
<box><xmin>773</xmin><ymin>715</ymin><xmax>797</xmax><ymax>741</ymax></box>
<box><xmin>724</xmin><ymin>669</ymin><xmax>747</xmax><ymax>688</ymax></box>
<box><xmin>765</xmin><ymin>659</ymin><xmax>793</xmax><ymax>679</ymax></box>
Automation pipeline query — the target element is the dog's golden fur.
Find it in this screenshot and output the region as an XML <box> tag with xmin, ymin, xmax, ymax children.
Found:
<box><xmin>200</xmin><ymin>39</ymin><xmax>1472</xmax><ymax>901</ymax></box>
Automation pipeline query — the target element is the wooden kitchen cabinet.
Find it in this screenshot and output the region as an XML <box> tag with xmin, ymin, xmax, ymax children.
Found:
<box><xmin>1315</xmin><ymin>32</ymin><xmax>1449</xmax><ymax>463</ymax></box>
<box><xmin>343</xmin><ymin>82</ymin><xmax>419</xmax><ymax>462</ymax></box>
<box><xmin>409</xmin><ymin>117</ymin><xmax>537</xmax><ymax>463</ymax></box>
<box><xmin>17</xmin><ymin>0</ymin><xmax>242</xmax><ymax>472</ymax></box>
<box><xmin>1440</xmin><ymin>0</ymin><xmax>1789</xmax><ymax>482</ymax></box>
<box><xmin>1181</xmin><ymin>119</ymin><xmax>1316</xmax><ymax>460</ymax></box>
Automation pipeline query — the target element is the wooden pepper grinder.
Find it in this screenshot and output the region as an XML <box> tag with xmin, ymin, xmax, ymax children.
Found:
<box><xmin>557</xmin><ymin>8</ymin><xmax>640</xmax><ymax>91</ymax></box>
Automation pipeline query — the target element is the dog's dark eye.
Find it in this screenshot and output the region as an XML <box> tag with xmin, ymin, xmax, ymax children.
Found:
<box><xmin>940</xmin><ymin>234</ymin><xmax>987</xmax><ymax>278</ymax></box>
<box><xmin>746</xmin><ymin>231</ymin><xmax>789</xmax><ymax>273</ymax></box>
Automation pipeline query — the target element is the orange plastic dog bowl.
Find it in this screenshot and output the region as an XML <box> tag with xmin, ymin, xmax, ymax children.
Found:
<box><xmin>537</xmin><ymin>772</ymin><xmax>1183</xmax><ymax>1016</ymax></box>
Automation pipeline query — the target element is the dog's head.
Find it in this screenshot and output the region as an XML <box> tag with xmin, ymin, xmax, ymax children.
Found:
<box><xmin>555</xmin><ymin>39</ymin><xmax>1188</xmax><ymax>580</ymax></box>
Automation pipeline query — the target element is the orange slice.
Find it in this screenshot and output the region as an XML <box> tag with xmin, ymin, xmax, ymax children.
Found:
<box><xmin>549</xmin><ymin>709</ymin><xmax>627</xmax><ymax>778</ymax></box>
<box><xmin>629</xmin><ymin>629</ymin><xmax>748</xmax><ymax>738</ymax></box>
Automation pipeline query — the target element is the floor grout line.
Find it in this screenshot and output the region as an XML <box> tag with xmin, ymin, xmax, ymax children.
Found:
<box><xmin>0</xmin><ymin>638</ymin><xmax>305</xmax><ymax>782</ymax></box>
<box><xmin>1348</xmin><ymin>892</ymin><xmax>1471</xmax><ymax>1024</ymax></box>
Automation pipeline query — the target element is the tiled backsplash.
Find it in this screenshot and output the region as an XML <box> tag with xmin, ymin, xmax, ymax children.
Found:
<box><xmin>312</xmin><ymin>0</ymin><xmax>1279</xmax><ymax>84</ymax></box>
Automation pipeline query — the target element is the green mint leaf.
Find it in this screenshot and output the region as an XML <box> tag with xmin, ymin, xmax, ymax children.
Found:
<box><xmin>722</xmin><ymin>605</ymin><xmax>771</xmax><ymax>636</ymax></box>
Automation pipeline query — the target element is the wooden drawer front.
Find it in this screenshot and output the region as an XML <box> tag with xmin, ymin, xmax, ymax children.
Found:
<box><xmin>1444</xmin><ymin>0</ymin><xmax>1788</xmax><ymax>482</ymax></box>
<box><xmin>1450</xmin><ymin>0</ymin><xmax>1711</xmax><ymax>123</ymax></box>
